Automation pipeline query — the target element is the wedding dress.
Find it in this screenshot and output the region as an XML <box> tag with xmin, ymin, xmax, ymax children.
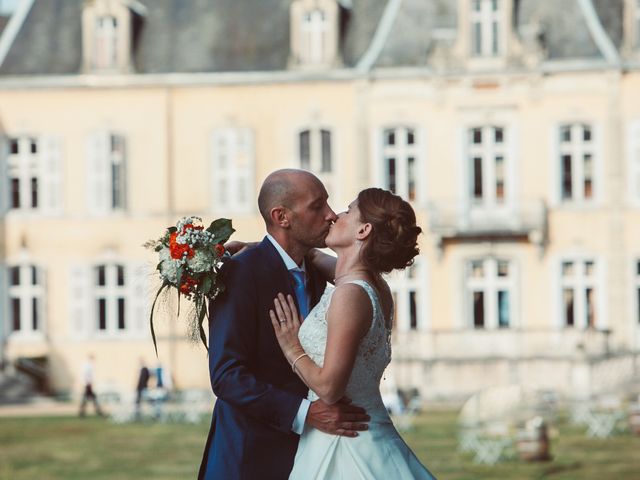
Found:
<box><xmin>290</xmin><ymin>280</ymin><xmax>437</xmax><ymax>479</ymax></box>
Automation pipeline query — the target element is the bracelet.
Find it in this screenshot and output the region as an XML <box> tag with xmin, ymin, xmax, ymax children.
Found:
<box><xmin>291</xmin><ymin>353</ymin><xmax>309</xmax><ymax>373</ymax></box>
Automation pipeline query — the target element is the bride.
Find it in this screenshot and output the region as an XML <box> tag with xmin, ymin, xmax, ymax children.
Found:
<box><xmin>269</xmin><ymin>187</ymin><xmax>437</xmax><ymax>479</ymax></box>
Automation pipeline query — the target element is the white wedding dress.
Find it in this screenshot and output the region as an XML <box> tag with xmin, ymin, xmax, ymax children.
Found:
<box><xmin>290</xmin><ymin>280</ymin><xmax>437</xmax><ymax>480</ymax></box>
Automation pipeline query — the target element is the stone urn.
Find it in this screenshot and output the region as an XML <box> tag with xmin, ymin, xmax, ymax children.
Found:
<box><xmin>516</xmin><ymin>417</ymin><xmax>551</xmax><ymax>462</ymax></box>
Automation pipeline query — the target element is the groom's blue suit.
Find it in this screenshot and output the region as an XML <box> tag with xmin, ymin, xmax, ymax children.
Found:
<box><xmin>198</xmin><ymin>237</ymin><xmax>327</xmax><ymax>480</ymax></box>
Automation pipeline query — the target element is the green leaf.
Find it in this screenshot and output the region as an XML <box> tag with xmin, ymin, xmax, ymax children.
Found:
<box><xmin>207</xmin><ymin>218</ymin><xmax>235</xmax><ymax>245</ymax></box>
<box><xmin>168</xmin><ymin>226</ymin><xmax>177</xmax><ymax>234</ymax></box>
<box><xmin>201</xmin><ymin>275</ymin><xmax>213</xmax><ymax>296</ymax></box>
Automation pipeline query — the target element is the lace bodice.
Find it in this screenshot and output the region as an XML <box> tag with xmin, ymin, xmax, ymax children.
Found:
<box><xmin>298</xmin><ymin>280</ymin><xmax>392</xmax><ymax>418</ymax></box>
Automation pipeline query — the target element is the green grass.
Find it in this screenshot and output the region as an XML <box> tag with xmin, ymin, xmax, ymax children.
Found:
<box><xmin>0</xmin><ymin>410</ymin><xmax>639</xmax><ymax>479</ymax></box>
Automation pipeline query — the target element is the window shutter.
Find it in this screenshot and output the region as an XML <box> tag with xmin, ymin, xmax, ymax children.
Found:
<box><xmin>68</xmin><ymin>263</ymin><xmax>93</xmax><ymax>340</ymax></box>
<box><xmin>629</xmin><ymin>121</ymin><xmax>640</xmax><ymax>204</ymax></box>
<box><xmin>39</xmin><ymin>136</ymin><xmax>63</xmax><ymax>216</ymax></box>
<box><xmin>211</xmin><ymin>129</ymin><xmax>229</xmax><ymax>210</ymax></box>
<box><xmin>126</xmin><ymin>262</ymin><xmax>149</xmax><ymax>336</ymax></box>
<box><xmin>236</xmin><ymin>128</ymin><xmax>255</xmax><ymax>213</ymax></box>
<box><xmin>86</xmin><ymin>132</ymin><xmax>111</xmax><ymax>215</ymax></box>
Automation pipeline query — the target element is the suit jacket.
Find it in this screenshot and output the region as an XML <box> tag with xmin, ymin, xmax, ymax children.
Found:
<box><xmin>199</xmin><ymin>237</ymin><xmax>327</xmax><ymax>480</ymax></box>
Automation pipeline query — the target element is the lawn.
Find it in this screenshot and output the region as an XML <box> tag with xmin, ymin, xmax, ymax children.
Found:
<box><xmin>0</xmin><ymin>409</ymin><xmax>639</xmax><ymax>479</ymax></box>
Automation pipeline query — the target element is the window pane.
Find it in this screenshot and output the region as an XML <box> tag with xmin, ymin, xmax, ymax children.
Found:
<box><xmin>473</xmin><ymin>157</ymin><xmax>483</xmax><ymax>199</ymax></box>
<box><xmin>407</xmin><ymin>129</ymin><xmax>415</xmax><ymax>145</ymax></box>
<box><xmin>473</xmin><ymin>291</ymin><xmax>485</xmax><ymax>328</ymax></box>
<box><xmin>492</xmin><ymin>21</ymin><xmax>499</xmax><ymax>54</ymax></box>
<box><xmin>407</xmin><ymin>157</ymin><xmax>416</xmax><ymax>201</ymax></box>
<box><xmin>32</xmin><ymin>297</ymin><xmax>39</xmax><ymax>331</ymax></box>
<box><xmin>584</xmin><ymin>261</ymin><xmax>594</xmax><ymax>276</ymax></box>
<box><xmin>583</xmin><ymin>125</ymin><xmax>592</xmax><ymax>142</ymax></box>
<box><xmin>11</xmin><ymin>298</ymin><xmax>21</xmax><ymax>331</ymax></box>
<box><xmin>563</xmin><ymin>288</ymin><xmax>574</xmax><ymax>327</ymax></box>
<box><xmin>321</xmin><ymin>130</ymin><xmax>331</xmax><ymax>172</ymax></box>
<box><xmin>492</xmin><ymin>0</ymin><xmax>499</xmax><ymax>11</ymax></box>
<box><xmin>473</xmin><ymin>22</ymin><xmax>482</xmax><ymax>55</ymax></box>
<box><xmin>11</xmin><ymin>178</ymin><xmax>20</xmax><ymax>209</ymax></box>
<box><xmin>637</xmin><ymin>288</ymin><xmax>640</xmax><ymax>324</ymax></box>
<box><xmin>118</xmin><ymin>298</ymin><xmax>126</xmax><ymax>330</ymax></box>
<box><xmin>583</xmin><ymin>154</ymin><xmax>593</xmax><ymax>199</ymax></box>
<box><xmin>10</xmin><ymin>266</ymin><xmax>20</xmax><ymax>286</ymax></box>
<box><xmin>498</xmin><ymin>290</ymin><xmax>510</xmax><ymax>328</ymax></box>
<box><xmin>10</xmin><ymin>138</ymin><xmax>19</xmax><ymax>154</ymax></box>
<box><xmin>31</xmin><ymin>266</ymin><xmax>38</xmax><ymax>285</ymax></box>
<box><xmin>494</xmin><ymin>127</ymin><xmax>504</xmax><ymax>144</ymax></box>
<box><xmin>560</xmin><ymin>126</ymin><xmax>571</xmax><ymax>143</ymax></box>
<box><xmin>117</xmin><ymin>265</ymin><xmax>125</xmax><ymax>286</ymax></box>
<box><xmin>98</xmin><ymin>299</ymin><xmax>107</xmax><ymax>330</ymax></box>
<box><xmin>409</xmin><ymin>291</ymin><xmax>417</xmax><ymax>330</ymax></box>
<box><xmin>31</xmin><ymin>177</ymin><xmax>38</xmax><ymax>208</ymax></box>
<box><xmin>562</xmin><ymin>154</ymin><xmax>572</xmax><ymax>199</ymax></box>
<box><xmin>473</xmin><ymin>0</ymin><xmax>481</xmax><ymax>12</ymax></box>
<box><xmin>497</xmin><ymin>260</ymin><xmax>509</xmax><ymax>277</ymax></box>
<box><xmin>384</xmin><ymin>129</ymin><xmax>395</xmax><ymax>146</ymax></box>
<box><xmin>636</xmin><ymin>261</ymin><xmax>640</xmax><ymax>276</ymax></box>
<box><xmin>495</xmin><ymin>156</ymin><xmax>505</xmax><ymax>200</ymax></box>
<box><xmin>472</xmin><ymin>128</ymin><xmax>482</xmax><ymax>144</ymax></box>
<box><xmin>586</xmin><ymin>288</ymin><xmax>595</xmax><ymax>328</ymax></box>
<box><xmin>30</xmin><ymin>139</ymin><xmax>37</xmax><ymax>154</ymax></box>
<box><xmin>386</xmin><ymin>157</ymin><xmax>396</xmax><ymax>193</ymax></box>
<box><xmin>471</xmin><ymin>260</ymin><xmax>484</xmax><ymax>278</ymax></box>
<box><xmin>96</xmin><ymin>266</ymin><xmax>106</xmax><ymax>286</ymax></box>
<box><xmin>299</xmin><ymin>131</ymin><xmax>310</xmax><ymax>170</ymax></box>
<box><xmin>112</xmin><ymin>163</ymin><xmax>123</xmax><ymax>209</ymax></box>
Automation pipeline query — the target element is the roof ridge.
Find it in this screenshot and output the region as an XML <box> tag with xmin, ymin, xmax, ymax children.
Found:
<box><xmin>0</xmin><ymin>0</ymin><xmax>35</xmax><ymax>68</ymax></box>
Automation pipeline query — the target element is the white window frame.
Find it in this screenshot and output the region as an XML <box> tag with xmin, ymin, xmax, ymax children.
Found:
<box><xmin>93</xmin><ymin>263</ymin><xmax>128</xmax><ymax>336</ymax></box>
<box><xmin>464</xmin><ymin>257</ymin><xmax>517</xmax><ymax>329</ymax></box>
<box><xmin>466</xmin><ymin>125</ymin><xmax>510</xmax><ymax>208</ymax></box>
<box><xmin>301</xmin><ymin>8</ymin><xmax>328</xmax><ymax>64</ymax></box>
<box><xmin>3</xmin><ymin>135</ymin><xmax>63</xmax><ymax>216</ymax></box>
<box><xmin>6</xmin><ymin>262</ymin><xmax>46</xmax><ymax>340</ymax></box>
<box><xmin>297</xmin><ymin>126</ymin><xmax>335</xmax><ymax>196</ymax></box>
<box><xmin>386</xmin><ymin>260</ymin><xmax>429</xmax><ymax>332</ymax></box>
<box><xmin>94</xmin><ymin>15</ymin><xmax>118</xmax><ymax>70</ymax></box>
<box><xmin>378</xmin><ymin>126</ymin><xmax>423</xmax><ymax>203</ymax></box>
<box><xmin>210</xmin><ymin>127</ymin><xmax>255</xmax><ymax>215</ymax></box>
<box><xmin>557</xmin><ymin>256</ymin><xmax>603</xmax><ymax>329</ymax></box>
<box><xmin>552</xmin><ymin>122</ymin><xmax>600</xmax><ymax>206</ymax></box>
<box><xmin>470</xmin><ymin>0</ymin><xmax>503</xmax><ymax>57</ymax></box>
<box><xmin>87</xmin><ymin>131</ymin><xmax>127</xmax><ymax>215</ymax></box>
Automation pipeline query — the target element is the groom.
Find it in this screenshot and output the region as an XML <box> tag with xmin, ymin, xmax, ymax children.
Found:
<box><xmin>199</xmin><ymin>169</ymin><xmax>370</xmax><ymax>479</ymax></box>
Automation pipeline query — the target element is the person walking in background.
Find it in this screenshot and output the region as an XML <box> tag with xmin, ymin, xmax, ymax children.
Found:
<box><xmin>78</xmin><ymin>354</ymin><xmax>105</xmax><ymax>418</ymax></box>
<box><xmin>135</xmin><ymin>358</ymin><xmax>150</xmax><ymax>420</ymax></box>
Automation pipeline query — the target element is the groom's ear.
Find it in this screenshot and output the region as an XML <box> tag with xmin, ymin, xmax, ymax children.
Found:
<box><xmin>271</xmin><ymin>206</ymin><xmax>290</xmax><ymax>228</ymax></box>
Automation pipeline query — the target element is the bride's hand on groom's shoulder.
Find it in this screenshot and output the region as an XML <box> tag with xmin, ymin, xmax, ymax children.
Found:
<box><xmin>224</xmin><ymin>240</ymin><xmax>258</xmax><ymax>256</ymax></box>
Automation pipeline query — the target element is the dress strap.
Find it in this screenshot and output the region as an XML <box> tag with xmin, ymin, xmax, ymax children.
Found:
<box><xmin>344</xmin><ymin>280</ymin><xmax>383</xmax><ymax>329</ymax></box>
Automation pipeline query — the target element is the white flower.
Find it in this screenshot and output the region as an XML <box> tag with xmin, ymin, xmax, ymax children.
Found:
<box><xmin>158</xmin><ymin>248</ymin><xmax>180</xmax><ymax>284</ymax></box>
<box><xmin>187</xmin><ymin>248</ymin><xmax>214</xmax><ymax>273</ymax></box>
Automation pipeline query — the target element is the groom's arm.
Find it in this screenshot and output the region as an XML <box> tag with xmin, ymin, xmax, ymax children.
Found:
<box><xmin>208</xmin><ymin>258</ymin><xmax>303</xmax><ymax>434</ymax></box>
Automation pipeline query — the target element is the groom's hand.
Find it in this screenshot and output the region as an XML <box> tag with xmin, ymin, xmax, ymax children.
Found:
<box><xmin>306</xmin><ymin>397</ymin><xmax>370</xmax><ymax>437</ymax></box>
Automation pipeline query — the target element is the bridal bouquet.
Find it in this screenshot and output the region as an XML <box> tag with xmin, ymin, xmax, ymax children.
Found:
<box><xmin>145</xmin><ymin>216</ymin><xmax>235</xmax><ymax>353</ymax></box>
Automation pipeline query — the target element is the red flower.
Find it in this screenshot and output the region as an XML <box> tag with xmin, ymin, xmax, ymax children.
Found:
<box><xmin>214</xmin><ymin>243</ymin><xmax>225</xmax><ymax>257</ymax></box>
<box><xmin>179</xmin><ymin>275</ymin><xmax>198</xmax><ymax>295</ymax></box>
<box><xmin>169</xmin><ymin>232</ymin><xmax>195</xmax><ymax>260</ymax></box>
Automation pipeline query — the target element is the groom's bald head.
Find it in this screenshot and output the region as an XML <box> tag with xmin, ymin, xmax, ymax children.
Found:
<box><xmin>258</xmin><ymin>169</ymin><xmax>315</xmax><ymax>226</ymax></box>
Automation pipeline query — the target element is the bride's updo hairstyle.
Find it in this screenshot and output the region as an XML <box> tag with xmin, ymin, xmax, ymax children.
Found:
<box><xmin>357</xmin><ymin>188</ymin><xmax>421</xmax><ymax>273</ymax></box>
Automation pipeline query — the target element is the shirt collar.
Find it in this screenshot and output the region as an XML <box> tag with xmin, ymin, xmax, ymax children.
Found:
<box><xmin>266</xmin><ymin>234</ymin><xmax>306</xmax><ymax>273</ymax></box>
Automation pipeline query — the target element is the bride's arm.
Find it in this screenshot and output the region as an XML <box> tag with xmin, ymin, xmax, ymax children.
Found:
<box><xmin>270</xmin><ymin>285</ymin><xmax>372</xmax><ymax>405</ymax></box>
<box><xmin>307</xmin><ymin>249</ymin><xmax>338</xmax><ymax>284</ymax></box>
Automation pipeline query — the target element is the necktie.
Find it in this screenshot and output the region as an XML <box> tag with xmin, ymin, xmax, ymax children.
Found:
<box><xmin>291</xmin><ymin>270</ymin><xmax>309</xmax><ymax>320</ymax></box>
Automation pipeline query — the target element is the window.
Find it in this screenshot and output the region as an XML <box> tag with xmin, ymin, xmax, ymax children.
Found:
<box><xmin>7</xmin><ymin>264</ymin><xmax>44</xmax><ymax>336</ymax></box>
<box><xmin>381</xmin><ymin>127</ymin><xmax>419</xmax><ymax>201</ymax></box>
<box><xmin>299</xmin><ymin>128</ymin><xmax>332</xmax><ymax>173</ymax></box>
<box><xmin>560</xmin><ymin>259</ymin><xmax>598</xmax><ymax>328</ymax></box>
<box><xmin>387</xmin><ymin>262</ymin><xmax>425</xmax><ymax>332</ymax></box>
<box><xmin>94</xmin><ymin>264</ymin><xmax>127</xmax><ymax>333</ymax></box>
<box><xmin>471</xmin><ymin>0</ymin><xmax>502</xmax><ymax>57</ymax></box>
<box><xmin>467</xmin><ymin>126</ymin><xmax>507</xmax><ymax>206</ymax></box>
<box><xmin>94</xmin><ymin>15</ymin><xmax>118</xmax><ymax>70</ymax></box>
<box><xmin>87</xmin><ymin>132</ymin><xmax>127</xmax><ymax>214</ymax></box>
<box><xmin>4</xmin><ymin>135</ymin><xmax>62</xmax><ymax>215</ymax></box>
<box><xmin>558</xmin><ymin>123</ymin><xmax>595</xmax><ymax>202</ymax></box>
<box><xmin>301</xmin><ymin>9</ymin><xmax>328</xmax><ymax>64</ymax></box>
<box><xmin>465</xmin><ymin>258</ymin><xmax>515</xmax><ymax>329</ymax></box>
<box><xmin>211</xmin><ymin>128</ymin><xmax>255</xmax><ymax>214</ymax></box>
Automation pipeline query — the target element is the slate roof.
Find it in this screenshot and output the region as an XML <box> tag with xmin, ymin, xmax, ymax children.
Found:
<box><xmin>0</xmin><ymin>0</ymin><xmax>631</xmax><ymax>76</ymax></box>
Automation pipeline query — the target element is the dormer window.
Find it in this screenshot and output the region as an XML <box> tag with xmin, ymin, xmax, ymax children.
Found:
<box><xmin>82</xmin><ymin>0</ymin><xmax>144</xmax><ymax>73</ymax></box>
<box><xmin>290</xmin><ymin>0</ymin><xmax>342</xmax><ymax>69</ymax></box>
<box><xmin>471</xmin><ymin>0</ymin><xmax>502</xmax><ymax>57</ymax></box>
<box><xmin>302</xmin><ymin>9</ymin><xmax>329</xmax><ymax>64</ymax></box>
<box><xmin>94</xmin><ymin>16</ymin><xmax>119</xmax><ymax>70</ymax></box>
